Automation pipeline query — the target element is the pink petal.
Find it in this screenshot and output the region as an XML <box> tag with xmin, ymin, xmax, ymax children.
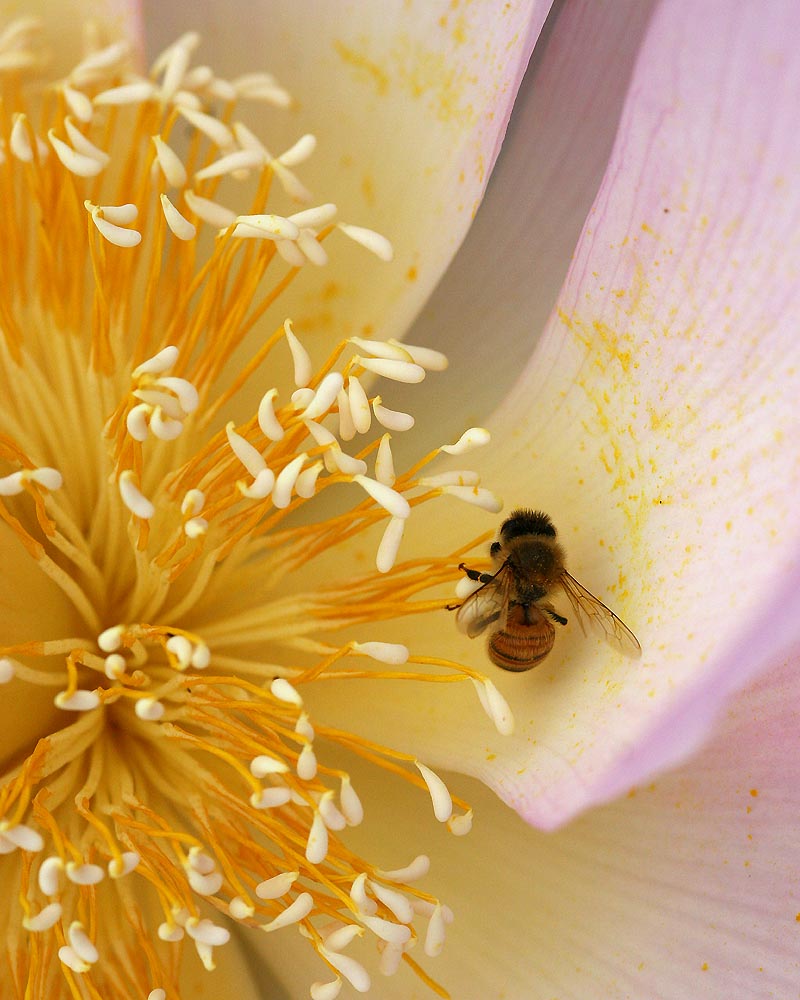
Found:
<box><xmin>470</xmin><ymin>0</ymin><xmax>800</xmax><ymax>823</ymax></box>
<box><xmin>142</xmin><ymin>0</ymin><xmax>552</xmax><ymax>347</ymax></box>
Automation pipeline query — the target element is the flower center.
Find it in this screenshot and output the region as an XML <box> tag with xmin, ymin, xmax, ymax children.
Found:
<box><xmin>0</xmin><ymin>20</ymin><xmax>512</xmax><ymax>1000</ymax></box>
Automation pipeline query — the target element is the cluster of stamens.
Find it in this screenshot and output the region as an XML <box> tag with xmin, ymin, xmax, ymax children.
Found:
<box><xmin>0</xmin><ymin>18</ymin><xmax>510</xmax><ymax>1000</ymax></box>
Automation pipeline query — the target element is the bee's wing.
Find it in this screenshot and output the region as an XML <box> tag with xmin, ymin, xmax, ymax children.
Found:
<box><xmin>455</xmin><ymin>564</ymin><xmax>512</xmax><ymax>639</ymax></box>
<box><xmin>558</xmin><ymin>571</ymin><xmax>642</xmax><ymax>658</ymax></box>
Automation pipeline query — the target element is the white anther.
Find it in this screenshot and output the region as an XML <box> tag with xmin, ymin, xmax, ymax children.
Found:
<box><xmin>229</xmin><ymin>896</ymin><xmax>255</xmax><ymax>919</ymax></box>
<box><xmin>126</xmin><ymin>403</ymin><xmax>151</xmax><ymax>441</ymax></box>
<box><xmin>318</xmin><ymin>948</ymin><xmax>371</xmax><ymax>994</ymax></box>
<box><xmin>387</xmin><ymin>339</ymin><xmax>448</xmax><ymax>372</ymax></box>
<box><xmin>48</xmin><ymin>130</ymin><xmax>105</xmax><ymax>176</ymax></box>
<box><xmin>235</xmin><ymin>76</ymin><xmax>291</xmax><ymax>107</ymax></box>
<box><xmin>272</xmin><ymin>454</ymin><xmax>307</xmax><ymax>508</ymax></box>
<box><xmin>185</xmin><ymin>917</ymin><xmax>230</xmax><ymax>947</ymax></box>
<box><xmin>350</xmin><ymin>873</ymin><xmax>377</xmax><ymax>915</ymax></box>
<box><xmin>296</xmin><ymin>712</ymin><xmax>315</xmax><ymax>740</ymax></box>
<box><xmin>150</xmin><ymin>406</ymin><xmax>183</xmax><ymax>441</ymax></box>
<box><xmin>226</xmin><ymin>422</ymin><xmax>266</xmax><ymax>477</ymax></box>
<box><xmin>255</xmin><ymin>871</ymin><xmax>298</xmax><ymax>899</ymax></box>
<box><xmin>424</xmin><ymin>904</ymin><xmax>447</xmax><ymax>957</ymax></box>
<box><xmin>355</xmin><ymin>355</ymin><xmax>425</xmax><ymax>383</ymax></box>
<box><xmin>336</xmin><ymin>388</ymin><xmax>356</xmax><ymax>441</ymax></box>
<box><xmin>64</xmin><ymin>119</ymin><xmax>110</xmax><ymax>166</ymax></box>
<box><xmin>132</xmin><ymin>347</ymin><xmax>178</xmax><ymax>380</ymax></box>
<box><xmin>191</xmin><ymin>643</ymin><xmax>210</xmax><ymax>669</ymax></box>
<box><xmin>292</xmin><ymin>388</ymin><xmax>315</xmax><ymax>409</ymax></box>
<box><xmin>188</xmin><ymin>868</ymin><xmax>224</xmax><ymax>895</ymax></box>
<box><xmin>133</xmin><ymin>388</ymin><xmax>183</xmax><ymax>418</ymax></box>
<box><xmin>348</xmin><ymin>338</ymin><xmax>412</xmax><ymax>362</ymax></box>
<box><xmin>55</xmin><ymin>689</ymin><xmax>100</xmax><ymax>711</ymax></box>
<box><xmin>63</xmin><ymin>85</ymin><xmax>93</xmax><ymax>122</ymax></box>
<box><xmin>66</xmin><ymin>861</ymin><xmax>105</xmax><ymax>885</ymax></box>
<box><xmin>360</xmin><ymin>913</ymin><xmax>411</xmax><ymax>947</ymax></box>
<box><xmin>238</xmin><ymin>468</ymin><xmax>275</xmax><ymax>500</ymax></box>
<box><xmin>166</xmin><ymin>634</ymin><xmax>193</xmax><ymax>668</ymax></box>
<box><xmin>415</xmin><ymin>762</ymin><xmax>453</xmax><ymax>822</ymax></box>
<box><xmin>303</xmin><ymin>372</ymin><xmax>344</xmax><ymax>420</ymax></box>
<box><xmin>0</xmin><ymin>657</ymin><xmax>15</xmax><ymax>683</ymax></box>
<box><xmin>472</xmin><ymin>678</ymin><xmax>514</xmax><ymax>735</ymax></box>
<box><xmin>184</xmin><ymin>189</ymin><xmax>237</xmax><ymax>229</ymax></box>
<box><xmin>311</xmin><ymin>978</ymin><xmax>342</xmax><ymax>1000</ymax></box>
<box><xmin>329</xmin><ymin>447</ymin><xmax>367</xmax><ymax>477</ymax></box>
<box><xmin>10</xmin><ymin>115</ymin><xmax>35</xmax><ymax>161</ymax></box>
<box><xmin>375</xmin><ymin>434</ymin><xmax>395</xmax><ymax>486</ymax></box>
<box><xmin>68</xmin><ymin>922</ymin><xmax>99</xmax><ymax>965</ymax></box>
<box><xmin>251</xmin><ymin>787</ymin><xmax>292</xmax><ymax>809</ymax></box>
<box><xmin>272</xmin><ymin>160</ymin><xmax>312</xmax><ymax>203</ymax></box>
<box><xmin>352</xmin><ymin>475</ymin><xmax>410</xmax><ymax>519</ymax></box>
<box><xmin>337</xmin><ymin>223</ymin><xmax>393</xmax><ymax>262</ymax></box>
<box><xmin>323</xmin><ymin>925</ymin><xmax>363</xmax><ymax>952</ymax></box>
<box><xmin>87</xmin><ymin>204</ymin><xmax>142</xmax><ymax>247</ymax></box>
<box><xmin>98</xmin><ymin>624</ymin><xmax>124</xmax><ymax>652</ymax></box>
<box><xmin>289</xmin><ymin>203</ymin><xmax>336</xmax><ymax>229</ymax></box>
<box><xmin>376</xmin><ymin>516</ymin><xmax>405</xmax><ymax>574</ymax></box>
<box><xmin>180</xmin><ymin>107</ymin><xmax>234</xmax><ymax>148</ymax></box>
<box><xmin>339</xmin><ymin>775</ymin><xmax>364</xmax><ymax>826</ymax></box>
<box><xmin>441</xmin><ymin>485</ymin><xmax>502</xmax><ymax>512</ymax></box>
<box><xmin>250</xmin><ymin>754</ymin><xmax>289</xmax><ymax>778</ymax></box>
<box><xmin>378</xmin><ymin>855</ymin><xmax>431</xmax><ymax>884</ymax></box>
<box><xmin>318</xmin><ymin>791</ymin><xmax>346</xmax><ymax>831</ymax></box>
<box><xmin>38</xmin><ymin>856</ymin><xmax>65</xmax><ymax>896</ymax></box>
<box><xmin>448</xmin><ymin>810</ymin><xmax>474</xmax><ymax>836</ymax></box>
<box><xmin>235</xmin><ymin>213</ymin><xmax>299</xmax><ymax>240</ymax></box>
<box><xmin>108</xmin><ymin>851</ymin><xmax>140</xmax><ymax>878</ymax></box>
<box><xmin>98</xmin><ymin>203</ymin><xmax>139</xmax><ymax>226</ymax></box>
<box><xmin>283</xmin><ymin>319</ymin><xmax>314</xmax><ymax>388</ymax></box>
<box><xmin>0</xmin><ymin>472</ymin><xmax>24</xmax><ymax>495</ymax></box>
<box><xmin>58</xmin><ymin>946</ymin><xmax>91</xmax><ymax>974</ymax></box>
<box><xmin>188</xmin><ymin>847</ymin><xmax>215</xmax><ymax>874</ymax></box>
<box><xmin>149</xmin><ymin>990</ymin><xmax>168</xmax><ymax>1000</ymax></box>
<box><xmin>278</xmin><ymin>133</ymin><xmax>317</xmax><ymax>167</ymax></box>
<box><xmin>372</xmin><ymin>398</ymin><xmax>415</xmax><ymax>432</ymax></box>
<box><xmin>152</xmin><ymin>136</ymin><xmax>187</xmax><ymax>187</ymax></box>
<box><xmin>94</xmin><ymin>80</ymin><xmax>156</xmax><ymax>106</ymax></box>
<box><xmin>378</xmin><ymin>942</ymin><xmax>404</xmax><ymax>976</ymax></box>
<box><xmin>181</xmin><ymin>488</ymin><xmax>205</xmax><ymax>515</ymax></box>
<box><xmin>455</xmin><ymin>575</ymin><xmax>482</xmax><ymax>599</ymax></box>
<box><xmin>27</xmin><ymin>467</ymin><xmax>63</xmax><ymax>490</ymax></box>
<box><xmin>368</xmin><ymin>882</ymin><xmax>415</xmax><ymax>923</ymax></box>
<box><xmin>275</xmin><ymin>237</ymin><xmax>307</xmax><ymax>266</ymax></box>
<box><xmin>161</xmin><ymin>193</ymin><xmax>196</xmax><ymax>240</ymax></box>
<box><xmin>158</xmin><ymin>922</ymin><xmax>184</xmax><ymax>942</ymax></box>
<box><xmin>295</xmin><ymin>461</ymin><xmax>323</xmax><ymax>498</ymax></box>
<box><xmin>156</xmin><ymin>375</ymin><xmax>199</xmax><ymax>414</ymax></box>
<box><xmin>346</xmin><ymin>376</ymin><xmax>371</xmax><ymax>434</ymax></box>
<box><xmin>261</xmin><ymin>892</ymin><xmax>314</xmax><ymax>932</ymax></box>
<box><xmin>135</xmin><ymin>697</ymin><xmax>165</xmax><ymax>721</ymax></box>
<box><xmin>306</xmin><ymin>811</ymin><xmax>328</xmax><ymax>864</ymax></box>
<box><xmin>195</xmin><ymin>148</ymin><xmax>263</xmax><ymax>181</ymax></box>
<box><xmin>297</xmin><ymin>229</ymin><xmax>328</xmax><ymax>266</ymax></box>
<box><xmin>104</xmin><ymin>653</ymin><xmax>126</xmax><ymax>679</ymax></box>
<box><xmin>297</xmin><ymin>744</ymin><xmax>318</xmax><ymax>780</ymax></box>
<box><xmin>440</xmin><ymin>427</ymin><xmax>491</xmax><ymax>454</ymax></box>
<box><xmin>351</xmin><ymin>641</ymin><xmax>409</xmax><ymax>665</ymax></box>
<box><xmin>159</xmin><ymin>40</ymin><xmax>191</xmax><ymax>101</ymax></box>
<box><xmin>258</xmin><ymin>388</ymin><xmax>284</xmax><ymax>440</ymax></box>
<box><xmin>23</xmin><ymin>901</ymin><xmax>62</xmax><ymax>932</ymax></box>
<box><xmin>1</xmin><ymin>823</ymin><xmax>43</xmax><ymax>852</ymax></box>
<box><xmin>419</xmin><ymin>470</ymin><xmax>480</xmax><ymax>488</ymax></box>
<box><xmin>270</xmin><ymin>677</ymin><xmax>303</xmax><ymax>706</ymax></box>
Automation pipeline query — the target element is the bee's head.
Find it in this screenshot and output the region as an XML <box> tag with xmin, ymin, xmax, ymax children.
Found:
<box><xmin>499</xmin><ymin>509</ymin><xmax>557</xmax><ymax>543</ymax></box>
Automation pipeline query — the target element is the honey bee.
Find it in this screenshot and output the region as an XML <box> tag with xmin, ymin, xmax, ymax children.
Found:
<box><xmin>454</xmin><ymin>509</ymin><xmax>641</xmax><ymax>671</ymax></box>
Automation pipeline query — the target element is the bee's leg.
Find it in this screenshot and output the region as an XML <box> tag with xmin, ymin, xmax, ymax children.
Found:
<box><xmin>541</xmin><ymin>603</ymin><xmax>568</xmax><ymax>626</ymax></box>
<box><xmin>458</xmin><ymin>562</ymin><xmax>494</xmax><ymax>584</ymax></box>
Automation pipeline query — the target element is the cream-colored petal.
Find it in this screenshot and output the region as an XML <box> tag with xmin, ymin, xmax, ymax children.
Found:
<box><xmin>141</xmin><ymin>0</ymin><xmax>551</xmax><ymax>369</ymax></box>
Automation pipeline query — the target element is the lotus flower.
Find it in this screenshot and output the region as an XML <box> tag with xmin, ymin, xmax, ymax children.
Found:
<box><xmin>1</xmin><ymin>1</ymin><xmax>798</xmax><ymax>999</ymax></box>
